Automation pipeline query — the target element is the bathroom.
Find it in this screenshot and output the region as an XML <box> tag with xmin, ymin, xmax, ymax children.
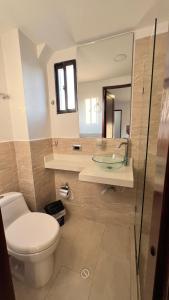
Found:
<box><xmin>0</xmin><ymin>1</ymin><xmax>169</xmax><ymax>299</ymax></box>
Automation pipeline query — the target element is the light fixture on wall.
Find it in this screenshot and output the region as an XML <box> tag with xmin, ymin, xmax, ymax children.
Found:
<box><xmin>107</xmin><ymin>93</ymin><xmax>115</xmax><ymax>101</ymax></box>
<box><xmin>110</xmin><ymin>94</ymin><xmax>115</xmax><ymax>100</ymax></box>
<box><xmin>114</xmin><ymin>54</ymin><xmax>127</xmax><ymax>62</ymax></box>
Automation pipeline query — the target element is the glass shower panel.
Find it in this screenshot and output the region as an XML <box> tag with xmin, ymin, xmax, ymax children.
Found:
<box><xmin>134</xmin><ymin>27</ymin><xmax>155</xmax><ymax>261</ymax></box>
<box><xmin>137</xmin><ymin>21</ymin><xmax>168</xmax><ymax>298</ymax></box>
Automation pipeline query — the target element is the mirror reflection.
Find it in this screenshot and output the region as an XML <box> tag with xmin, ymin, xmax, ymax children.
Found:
<box><xmin>103</xmin><ymin>84</ymin><xmax>131</xmax><ymax>138</ymax></box>
<box><xmin>77</xmin><ymin>33</ymin><xmax>133</xmax><ymax>138</ymax></box>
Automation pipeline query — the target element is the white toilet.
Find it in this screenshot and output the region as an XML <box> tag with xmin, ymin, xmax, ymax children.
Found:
<box><xmin>0</xmin><ymin>192</ymin><xmax>60</xmax><ymax>288</ymax></box>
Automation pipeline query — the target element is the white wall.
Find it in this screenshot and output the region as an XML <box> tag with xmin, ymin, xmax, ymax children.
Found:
<box><xmin>19</xmin><ymin>31</ymin><xmax>51</xmax><ymax>140</ymax></box>
<box><xmin>1</xmin><ymin>29</ymin><xmax>29</xmax><ymax>141</ymax></box>
<box><xmin>1</xmin><ymin>29</ymin><xmax>51</xmax><ymax>141</ymax></box>
<box><xmin>0</xmin><ymin>39</ymin><xmax>13</xmax><ymax>142</ymax></box>
<box><xmin>47</xmin><ymin>47</ymin><xmax>79</xmax><ymax>138</ymax></box>
<box><xmin>78</xmin><ymin>75</ymin><xmax>131</xmax><ymax>137</ymax></box>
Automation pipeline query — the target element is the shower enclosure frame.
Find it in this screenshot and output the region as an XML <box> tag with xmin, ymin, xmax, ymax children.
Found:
<box><xmin>0</xmin><ymin>209</ymin><xmax>15</xmax><ymax>300</ymax></box>
<box><xmin>143</xmin><ymin>31</ymin><xmax>169</xmax><ymax>299</ymax></box>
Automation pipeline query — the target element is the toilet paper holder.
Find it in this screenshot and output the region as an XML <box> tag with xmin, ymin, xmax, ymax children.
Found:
<box><xmin>59</xmin><ymin>183</ymin><xmax>70</xmax><ymax>199</ymax></box>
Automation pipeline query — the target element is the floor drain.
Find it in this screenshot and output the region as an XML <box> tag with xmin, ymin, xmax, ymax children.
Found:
<box><xmin>80</xmin><ymin>268</ymin><xmax>90</xmax><ymax>279</ymax></box>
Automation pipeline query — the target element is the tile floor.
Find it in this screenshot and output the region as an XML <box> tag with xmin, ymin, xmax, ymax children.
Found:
<box><xmin>13</xmin><ymin>216</ymin><xmax>135</xmax><ymax>300</ymax></box>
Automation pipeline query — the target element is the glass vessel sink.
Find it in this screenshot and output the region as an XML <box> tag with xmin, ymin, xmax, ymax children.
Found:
<box><xmin>92</xmin><ymin>153</ymin><xmax>125</xmax><ymax>170</ymax></box>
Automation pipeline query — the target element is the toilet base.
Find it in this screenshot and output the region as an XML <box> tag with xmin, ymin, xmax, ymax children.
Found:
<box><xmin>25</xmin><ymin>254</ymin><xmax>54</xmax><ymax>288</ymax></box>
<box><xmin>10</xmin><ymin>254</ymin><xmax>54</xmax><ymax>288</ymax></box>
<box><xmin>8</xmin><ymin>235</ymin><xmax>60</xmax><ymax>288</ymax></box>
<box><xmin>9</xmin><ymin>256</ymin><xmax>25</xmax><ymax>283</ymax></box>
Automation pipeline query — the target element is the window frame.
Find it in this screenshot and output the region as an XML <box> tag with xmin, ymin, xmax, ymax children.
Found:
<box><xmin>54</xmin><ymin>59</ymin><xmax>78</xmax><ymax>114</ymax></box>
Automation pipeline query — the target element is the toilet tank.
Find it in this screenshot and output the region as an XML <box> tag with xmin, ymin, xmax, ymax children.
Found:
<box><xmin>0</xmin><ymin>192</ymin><xmax>30</xmax><ymax>229</ymax></box>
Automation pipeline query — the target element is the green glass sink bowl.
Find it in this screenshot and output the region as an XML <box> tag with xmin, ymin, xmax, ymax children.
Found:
<box><xmin>92</xmin><ymin>153</ymin><xmax>125</xmax><ymax>170</ymax></box>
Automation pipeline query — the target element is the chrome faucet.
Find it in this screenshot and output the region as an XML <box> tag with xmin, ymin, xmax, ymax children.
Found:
<box><xmin>118</xmin><ymin>139</ymin><xmax>129</xmax><ymax>166</ymax></box>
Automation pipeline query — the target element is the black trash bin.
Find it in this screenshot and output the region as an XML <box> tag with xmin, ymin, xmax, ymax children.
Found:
<box><xmin>44</xmin><ymin>200</ymin><xmax>66</xmax><ymax>226</ymax></box>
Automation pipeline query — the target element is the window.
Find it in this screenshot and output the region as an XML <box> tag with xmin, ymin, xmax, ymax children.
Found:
<box><xmin>54</xmin><ymin>60</ymin><xmax>78</xmax><ymax>114</ymax></box>
<box><xmin>85</xmin><ymin>97</ymin><xmax>99</xmax><ymax>124</ymax></box>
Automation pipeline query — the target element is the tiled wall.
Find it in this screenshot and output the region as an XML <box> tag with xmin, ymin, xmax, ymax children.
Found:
<box><xmin>52</xmin><ymin>138</ymin><xmax>128</xmax><ymax>156</ymax></box>
<box><xmin>0</xmin><ymin>139</ymin><xmax>55</xmax><ymax>211</ymax></box>
<box><xmin>131</xmin><ymin>35</ymin><xmax>154</xmax><ymax>253</ymax></box>
<box><xmin>14</xmin><ymin>141</ymin><xmax>36</xmax><ymax>210</ymax></box>
<box><xmin>14</xmin><ymin>139</ymin><xmax>55</xmax><ymax>211</ymax></box>
<box><xmin>30</xmin><ymin>139</ymin><xmax>55</xmax><ymax>210</ymax></box>
<box><xmin>0</xmin><ymin>142</ymin><xmax>19</xmax><ymax>194</ymax></box>
<box><xmin>52</xmin><ymin>138</ymin><xmax>135</xmax><ymax>226</ymax></box>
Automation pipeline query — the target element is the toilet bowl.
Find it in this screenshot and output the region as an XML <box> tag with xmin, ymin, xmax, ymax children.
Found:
<box><xmin>0</xmin><ymin>192</ymin><xmax>60</xmax><ymax>288</ymax></box>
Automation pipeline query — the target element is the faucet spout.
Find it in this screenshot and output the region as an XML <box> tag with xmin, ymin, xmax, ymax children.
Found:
<box><xmin>118</xmin><ymin>139</ymin><xmax>129</xmax><ymax>166</ymax></box>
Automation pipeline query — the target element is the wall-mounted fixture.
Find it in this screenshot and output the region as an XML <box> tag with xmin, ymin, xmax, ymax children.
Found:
<box><xmin>72</xmin><ymin>144</ymin><xmax>82</xmax><ymax>151</ymax></box>
<box><xmin>0</xmin><ymin>93</ymin><xmax>10</xmax><ymax>100</ymax></box>
<box><xmin>51</xmin><ymin>100</ymin><xmax>55</xmax><ymax>105</ymax></box>
<box><xmin>114</xmin><ymin>53</ymin><xmax>127</xmax><ymax>62</ymax></box>
<box><xmin>52</xmin><ymin>140</ymin><xmax>58</xmax><ymax>147</ymax></box>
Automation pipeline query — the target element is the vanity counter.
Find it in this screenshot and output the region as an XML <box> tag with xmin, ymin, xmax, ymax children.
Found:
<box><xmin>44</xmin><ymin>154</ymin><xmax>92</xmax><ymax>172</ymax></box>
<box><xmin>79</xmin><ymin>158</ymin><xmax>134</xmax><ymax>188</ymax></box>
<box><xmin>44</xmin><ymin>154</ymin><xmax>134</xmax><ymax>188</ymax></box>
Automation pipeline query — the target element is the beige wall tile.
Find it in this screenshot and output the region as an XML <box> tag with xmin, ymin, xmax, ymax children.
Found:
<box><xmin>14</xmin><ymin>141</ymin><xmax>36</xmax><ymax>210</ymax></box>
<box><xmin>30</xmin><ymin>139</ymin><xmax>55</xmax><ymax>210</ymax></box>
<box><xmin>10</xmin><ymin>139</ymin><xmax>56</xmax><ymax>211</ymax></box>
<box><xmin>0</xmin><ymin>142</ymin><xmax>19</xmax><ymax>195</ymax></box>
<box><xmin>52</xmin><ymin>138</ymin><xmax>127</xmax><ymax>156</ymax></box>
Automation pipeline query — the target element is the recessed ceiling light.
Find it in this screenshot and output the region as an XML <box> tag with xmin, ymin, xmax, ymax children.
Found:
<box><xmin>114</xmin><ymin>54</ymin><xmax>127</xmax><ymax>62</ymax></box>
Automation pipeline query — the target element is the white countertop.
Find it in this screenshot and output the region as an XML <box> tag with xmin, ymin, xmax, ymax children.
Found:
<box><xmin>44</xmin><ymin>154</ymin><xmax>134</xmax><ymax>188</ymax></box>
<box><xmin>79</xmin><ymin>159</ymin><xmax>134</xmax><ymax>188</ymax></box>
<box><xmin>44</xmin><ymin>154</ymin><xmax>92</xmax><ymax>172</ymax></box>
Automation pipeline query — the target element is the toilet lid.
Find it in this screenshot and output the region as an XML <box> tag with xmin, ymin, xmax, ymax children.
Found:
<box><xmin>5</xmin><ymin>212</ymin><xmax>60</xmax><ymax>254</ymax></box>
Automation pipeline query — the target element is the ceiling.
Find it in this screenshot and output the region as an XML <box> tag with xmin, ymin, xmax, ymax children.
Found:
<box><xmin>0</xmin><ymin>0</ymin><xmax>168</xmax><ymax>50</ymax></box>
<box><xmin>108</xmin><ymin>87</ymin><xmax>131</xmax><ymax>103</ymax></box>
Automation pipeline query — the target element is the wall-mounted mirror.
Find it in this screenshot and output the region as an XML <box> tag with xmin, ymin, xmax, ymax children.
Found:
<box><xmin>77</xmin><ymin>32</ymin><xmax>133</xmax><ymax>138</ymax></box>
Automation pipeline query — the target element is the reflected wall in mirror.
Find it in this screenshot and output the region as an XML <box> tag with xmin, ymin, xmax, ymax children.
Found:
<box><xmin>103</xmin><ymin>84</ymin><xmax>131</xmax><ymax>138</ymax></box>
<box><xmin>77</xmin><ymin>33</ymin><xmax>133</xmax><ymax>138</ymax></box>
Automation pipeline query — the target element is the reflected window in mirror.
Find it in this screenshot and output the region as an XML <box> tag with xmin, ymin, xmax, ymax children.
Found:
<box><xmin>54</xmin><ymin>59</ymin><xmax>78</xmax><ymax>114</ymax></box>
<box><xmin>85</xmin><ymin>97</ymin><xmax>100</xmax><ymax>124</ymax></box>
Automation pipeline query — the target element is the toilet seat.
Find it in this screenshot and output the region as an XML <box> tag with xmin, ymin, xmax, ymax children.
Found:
<box><xmin>5</xmin><ymin>212</ymin><xmax>60</xmax><ymax>255</ymax></box>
